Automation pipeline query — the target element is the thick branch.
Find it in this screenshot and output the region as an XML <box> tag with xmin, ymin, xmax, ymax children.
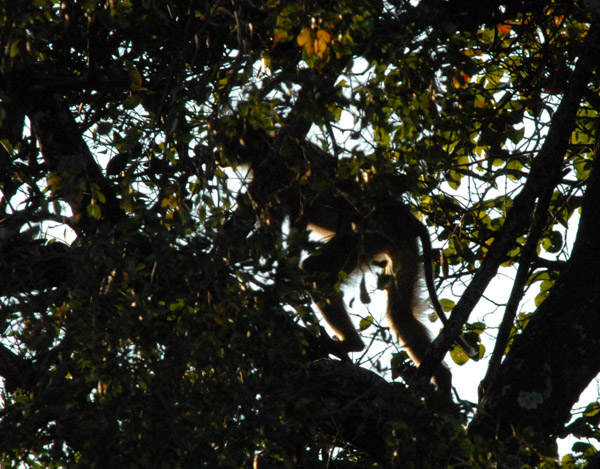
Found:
<box><xmin>10</xmin><ymin>69</ymin><xmax>125</xmax><ymax>231</ymax></box>
<box><xmin>0</xmin><ymin>343</ymin><xmax>33</xmax><ymax>391</ymax></box>
<box><xmin>478</xmin><ymin>184</ymin><xmax>554</xmax><ymax>398</ymax></box>
<box><xmin>266</xmin><ymin>359</ymin><xmax>459</xmax><ymax>467</ymax></box>
<box><xmin>0</xmin><ymin>238</ymin><xmax>71</xmax><ymax>297</ymax></box>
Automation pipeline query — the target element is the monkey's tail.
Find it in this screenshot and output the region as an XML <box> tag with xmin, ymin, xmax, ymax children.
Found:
<box><xmin>418</xmin><ymin>225</ymin><xmax>478</xmax><ymax>359</ymax></box>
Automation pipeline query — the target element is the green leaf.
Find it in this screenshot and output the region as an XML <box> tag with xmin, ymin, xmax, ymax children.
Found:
<box><xmin>541</xmin><ymin>231</ymin><xmax>563</xmax><ymax>253</ymax></box>
<box><xmin>449</xmin><ymin>345</ymin><xmax>469</xmax><ymax>365</ymax></box>
<box><xmin>439</xmin><ymin>298</ymin><xmax>455</xmax><ymax>312</ymax></box>
<box><xmin>507</xmin><ymin>126</ymin><xmax>524</xmax><ymax>144</ymax></box>
<box><xmin>10</xmin><ymin>40</ymin><xmax>21</xmax><ymax>58</ymax></box>
<box><xmin>87</xmin><ymin>201</ymin><xmax>102</xmax><ymax>220</ymax></box>
<box><xmin>584</xmin><ymin>402</ymin><xmax>600</xmax><ymax>418</ymax></box>
<box><xmin>358</xmin><ymin>316</ymin><xmax>374</xmax><ymax>331</ymax></box>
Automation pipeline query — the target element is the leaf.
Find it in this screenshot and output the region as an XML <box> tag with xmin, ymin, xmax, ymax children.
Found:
<box><xmin>315</xmin><ymin>29</ymin><xmax>331</xmax><ymax>58</ymax></box>
<box><xmin>542</xmin><ymin>230</ymin><xmax>563</xmax><ymax>253</ymax></box>
<box><xmin>584</xmin><ymin>402</ymin><xmax>600</xmax><ymax>418</ymax></box>
<box><xmin>507</xmin><ymin>126</ymin><xmax>525</xmax><ymax>144</ymax></box>
<box><xmin>297</xmin><ymin>27</ymin><xmax>332</xmax><ymax>60</ymax></box>
<box><xmin>87</xmin><ymin>201</ymin><xmax>102</xmax><ymax>220</ymax></box>
<box><xmin>450</xmin><ymin>345</ymin><xmax>469</xmax><ymax>365</ymax></box>
<box><xmin>439</xmin><ymin>298</ymin><xmax>455</xmax><ymax>312</ymax></box>
<box><xmin>316</xmin><ymin>29</ymin><xmax>331</xmax><ymax>43</ymax></box>
<box><xmin>272</xmin><ymin>29</ymin><xmax>288</xmax><ymax>48</ymax></box>
<box><xmin>92</xmin><ymin>185</ymin><xmax>107</xmax><ymax>204</ymax></box>
<box><xmin>10</xmin><ymin>40</ymin><xmax>21</xmax><ymax>58</ymax></box>
<box><xmin>358</xmin><ymin>316</ymin><xmax>374</xmax><ymax>332</ymax></box>
<box><xmin>506</xmin><ymin>159</ymin><xmax>524</xmax><ymax>180</ymax></box>
<box><xmin>497</xmin><ymin>23</ymin><xmax>511</xmax><ymax>34</ymax></box>
<box><xmin>125</xmin><ymin>60</ymin><xmax>143</xmax><ymax>90</ymax></box>
<box><xmin>467</xmin><ymin>322</ymin><xmax>486</xmax><ymax>334</ymax></box>
<box><xmin>296</xmin><ymin>28</ymin><xmax>312</xmax><ymax>49</ymax></box>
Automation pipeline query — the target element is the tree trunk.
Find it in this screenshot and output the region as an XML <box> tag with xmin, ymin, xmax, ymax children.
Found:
<box><xmin>470</xmin><ymin>155</ymin><xmax>600</xmax><ymax>442</ymax></box>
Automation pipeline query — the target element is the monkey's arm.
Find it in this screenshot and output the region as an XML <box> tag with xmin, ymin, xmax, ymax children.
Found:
<box><xmin>302</xmin><ymin>232</ymin><xmax>366</xmax><ymax>353</ymax></box>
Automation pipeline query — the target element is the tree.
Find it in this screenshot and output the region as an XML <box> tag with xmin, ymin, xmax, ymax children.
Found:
<box><xmin>1</xmin><ymin>0</ymin><xmax>599</xmax><ymax>466</ymax></box>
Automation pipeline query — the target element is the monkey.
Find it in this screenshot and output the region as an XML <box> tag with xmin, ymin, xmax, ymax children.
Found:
<box><xmin>221</xmin><ymin>125</ymin><xmax>474</xmax><ymax>390</ymax></box>
<box><xmin>296</xmin><ymin>185</ymin><xmax>461</xmax><ymax>390</ymax></box>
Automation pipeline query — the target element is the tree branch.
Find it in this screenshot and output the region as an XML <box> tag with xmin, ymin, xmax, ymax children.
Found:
<box><xmin>418</xmin><ymin>18</ymin><xmax>600</xmax><ymax>382</ymax></box>
<box><xmin>10</xmin><ymin>68</ymin><xmax>125</xmax><ymax>232</ymax></box>
<box><xmin>0</xmin><ymin>343</ymin><xmax>33</xmax><ymax>391</ymax></box>
<box><xmin>266</xmin><ymin>359</ymin><xmax>460</xmax><ymax>466</ymax></box>
<box><xmin>478</xmin><ymin>183</ymin><xmax>554</xmax><ymax>399</ymax></box>
<box><xmin>470</xmin><ymin>133</ymin><xmax>600</xmax><ymax>440</ymax></box>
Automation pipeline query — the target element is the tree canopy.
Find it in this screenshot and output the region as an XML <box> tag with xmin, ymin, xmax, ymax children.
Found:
<box><xmin>1</xmin><ymin>0</ymin><xmax>600</xmax><ymax>467</ymax></box>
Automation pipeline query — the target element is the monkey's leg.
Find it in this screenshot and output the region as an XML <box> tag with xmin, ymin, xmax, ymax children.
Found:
<box><xmin>378</xmin><ymin>205</ymin><xmax>477</xmax><ymax>359</ymax></box>
<box><xmin>312</xmin><ymin>294</ymin><xmax>365</xmax><ymax>352</ymax></box>
<box><xmin>386</xmin><ymin>243</ymin><xmax>452</xmax><ymax>391</ymax></box>
<box><xmin>302</xmin><ymin>233</ymin><xmax>365</xmax><ymax>352</ymax></box>
<box><xmin>388</xmin><ymin>289</ymin><xmax>451</xmax><ymax>390</ymax></box>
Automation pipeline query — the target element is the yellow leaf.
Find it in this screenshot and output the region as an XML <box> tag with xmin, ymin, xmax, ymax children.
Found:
<box><xmin>313</xmin><ymin>40</ymin><xmax>323</xmax><ymax>57</ymax></box>
<box><xmin>316</xmin><ymin>29</ymin><xmax>331</xmax><ymax>43</ymax></box>
<box><xmin>296</xmin><ymin>27</ymin><xmax>312</xmax><ymax>47</ymax></box>
<box><xmin>297</xmin><ymin>27</ymin><xmax>316</xmax><ymax>56</ymax></box>
<box><xmin>315</xmin><ymin>29</ymin><xmax>331</xmax><ymax>58</ymax></box>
